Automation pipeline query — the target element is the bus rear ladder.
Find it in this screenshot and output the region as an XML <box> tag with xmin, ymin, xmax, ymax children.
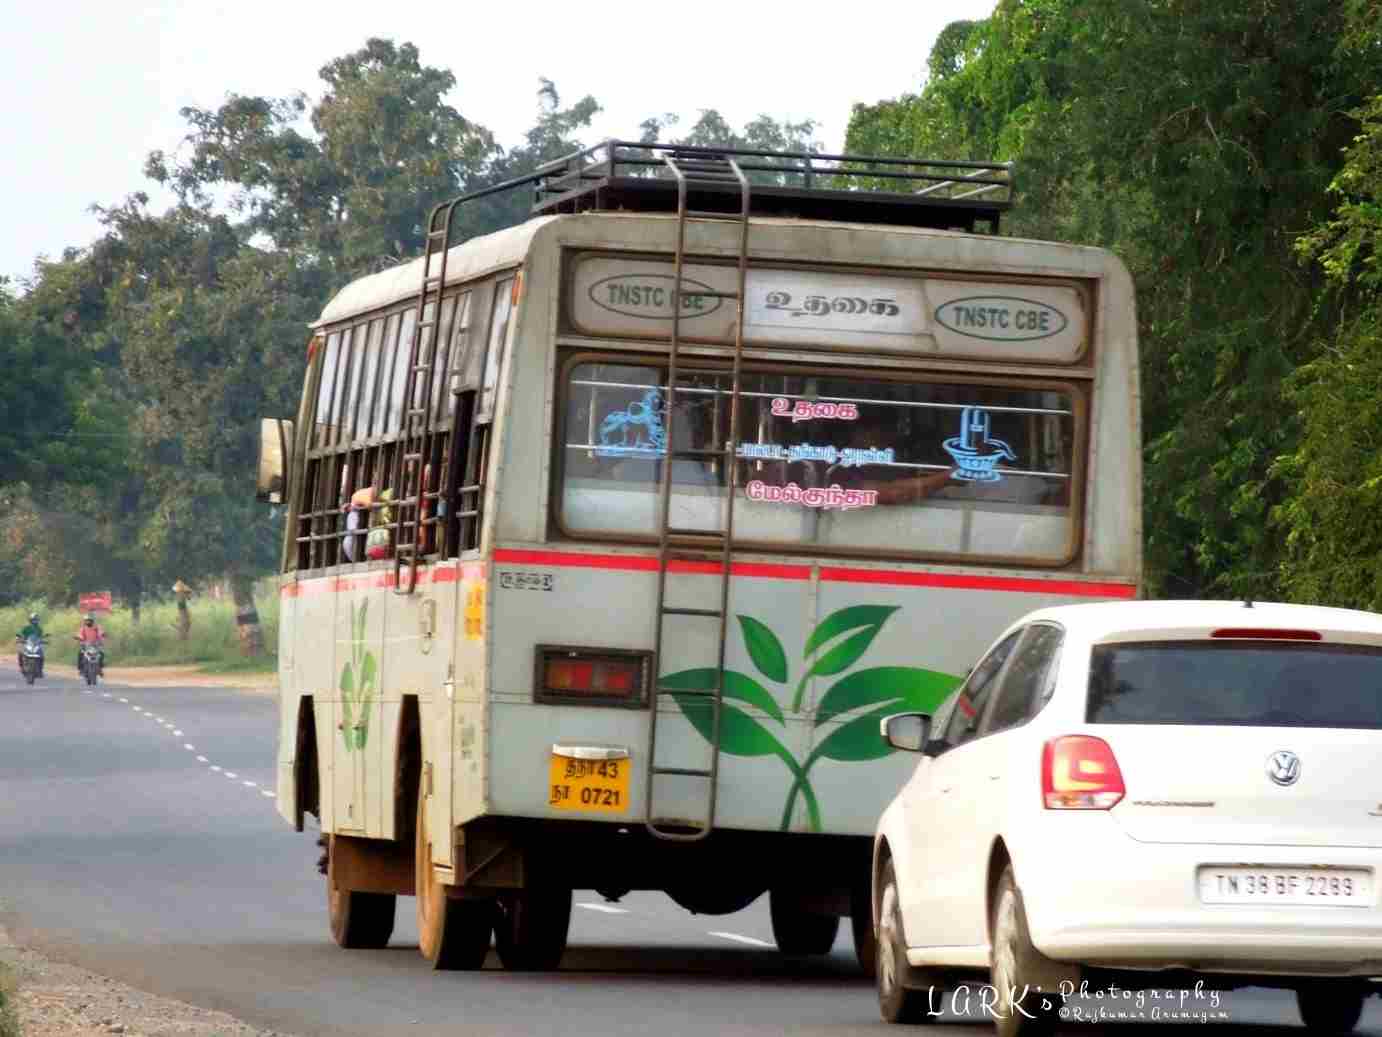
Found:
<box><xmin>644</xmin><ymin>153</ymin><xmax>751</xmax><ymax>842</ymax></box>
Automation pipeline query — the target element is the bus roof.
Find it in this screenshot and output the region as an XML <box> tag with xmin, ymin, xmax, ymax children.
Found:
<box><xmin>313</xmin><ymin>216</ymin><xmax>561</xmax><ymax>330</ymax></box>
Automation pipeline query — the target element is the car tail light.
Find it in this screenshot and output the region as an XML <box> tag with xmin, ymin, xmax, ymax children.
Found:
<box><xmin>1210</xmin><ymin>628</ymin><xmax>1320</xmax><ymax>640</ymax></box>
<box><xmin>1042</xmin><ymin>735</ymin><xmax>1125</xmax><ymax>809</ymax></box>
<box><xmin>536</xmin><ymin>647</ymin><xmax>649</xmax><ymax>706</ymax></box>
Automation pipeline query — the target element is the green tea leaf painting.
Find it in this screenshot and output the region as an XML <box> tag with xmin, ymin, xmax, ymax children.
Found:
<box><xmin>738</xmin><ymin>616</ymin><xmax>788</xmax><ymax>684</ymax></box>
<box><xmin>339</xmin><ymin>602</ymin><xmax>379</xmax><ymax>752</ymax></box>
<box><xmin>662</xmin><ymin>604</ymin><xmax>960</xmax><ymax>832</ymax></box>
<box><xmin>793</xmin><ymin>605</ymin><xmax>900</xmax><ymax>711</ymax></box>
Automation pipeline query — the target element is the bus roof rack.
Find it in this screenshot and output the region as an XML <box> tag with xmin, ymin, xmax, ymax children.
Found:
<box><xmin>526</xmin><ymin>139</ymin><xmax>1013</xmax><ymax>234</ymax></box>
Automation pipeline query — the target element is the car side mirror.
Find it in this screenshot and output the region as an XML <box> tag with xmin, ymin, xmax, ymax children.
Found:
<box><xmin>880</xmin><ymin>712</ymin><xmax>932</xmax><ymax>753</ymax></box>
<box><xmin>256</xmin><ymin>418</ymin><xmax>294</xmax><ymax>504</ymax></box>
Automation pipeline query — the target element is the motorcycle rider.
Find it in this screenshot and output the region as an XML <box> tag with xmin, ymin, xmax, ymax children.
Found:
<box><xmin>17</xmin><ymin>612</ymin><xmax>44</xmax><ymax>677</ymax></box>
<box><xmin>75</xmin><ymin>614</ymin><xmax>106</xmax><ymax>676</ymax></box>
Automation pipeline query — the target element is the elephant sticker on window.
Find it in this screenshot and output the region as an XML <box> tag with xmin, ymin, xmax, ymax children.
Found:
<box><xmin>595</xmin><ymin>388</ymin><xmax>668</xmax><ymax>457</ymax></box>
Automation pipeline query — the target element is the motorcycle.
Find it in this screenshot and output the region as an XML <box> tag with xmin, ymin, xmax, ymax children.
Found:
<box><xmin>16</xmin><ymin>635</ymin><xmax>46</xmax><ymax>686</ymax></box>
<box><xmin>78</xmin><ymin>641</ymin><xmax>102</xmax><ymax>686</ymax></box>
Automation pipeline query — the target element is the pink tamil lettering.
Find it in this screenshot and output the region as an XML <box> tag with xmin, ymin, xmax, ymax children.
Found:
<box><xmin>745</xmin><ymin>481</ymin><xmax>877</xmax><ymax>511</ymax></box>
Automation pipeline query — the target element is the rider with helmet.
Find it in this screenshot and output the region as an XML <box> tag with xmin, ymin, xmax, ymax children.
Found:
<box><xmin>75</xmin><ymin>614</ymin><xmax>106</xmax><ymax>676</ymax></box>
<box><xmin>17</xmin><ymin>612</ymin><xmax>45</xmax><ymax>676</ymax></box>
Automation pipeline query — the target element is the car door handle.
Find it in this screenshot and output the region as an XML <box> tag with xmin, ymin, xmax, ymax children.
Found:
<box><xmin>989</xmin><ymin>775</ymin><xmax>1001</xmax><ymax>781</ymax></box>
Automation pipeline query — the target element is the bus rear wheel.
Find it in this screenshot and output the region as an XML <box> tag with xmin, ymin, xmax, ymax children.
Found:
<box><xmin>769</xmin><ymin>888</ymin><xmax>840</xmax><ymax>955</ymax></box>
<box><xmin>494</xmin><ymin>888</ymin><xmax>572</xmax><ymax>971</ymax></box>
<box><xmin>326</xmin><ymin>837</ymin><xmax>396</xmax><ymax>950</ymax></box>
<box><xmin>415</xmin><ymin>791</ymin><xmax>493</xmax><ymax>970</ymax></box>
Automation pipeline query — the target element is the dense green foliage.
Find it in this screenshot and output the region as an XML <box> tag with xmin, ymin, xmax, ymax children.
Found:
<box><xmin>848</xmin><ymin>0</ymin><xmax>1382</xmax><ymax>605</ymax></box>
<box><xmin>0</xmin><ymin>38</ymin><xmax>822</xmax><ymax>615</ymax></box>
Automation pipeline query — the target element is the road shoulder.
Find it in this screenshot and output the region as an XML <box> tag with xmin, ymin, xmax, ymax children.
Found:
<box><xmin>0</xmin><ymin>924</ymin><xmax>298</xmax><ymax>1037</ymax></box>
<box><xmin>0</xmin><ymin>657</ymin><xmax>276</xmax><ymax>693</ymax></box>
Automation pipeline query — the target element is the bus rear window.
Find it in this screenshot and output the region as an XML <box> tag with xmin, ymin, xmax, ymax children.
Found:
<box><xmin>559</xmin><ymin>362</ymin><xmax>1078</xmax><ymax>563</ymax></box>
<box><xmin>1087</xmin><ymin>642</ymin><xmax>1382</xmax><ymax>728</ymax></box>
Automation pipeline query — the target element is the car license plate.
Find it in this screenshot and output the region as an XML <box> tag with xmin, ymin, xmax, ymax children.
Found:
<box><xmin>1198</xmin><ymin>866</ymin><xmax>1371</xmax><ymax>906</ymax></box>
<box><xmin>548</xmin><ymin>752</ymin><xmax>629</xmax><ymax>814</ymax></box>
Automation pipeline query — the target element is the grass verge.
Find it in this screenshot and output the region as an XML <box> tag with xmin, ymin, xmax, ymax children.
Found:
<box><xmin>0</xmin><ymin>959</ymin><xmax>20</xmax><ymax>1037</ymax></box>
<box><xmin>0</xmin><ymin>594</ymin><xmax>279</xmax><ymax>675</ymax></box>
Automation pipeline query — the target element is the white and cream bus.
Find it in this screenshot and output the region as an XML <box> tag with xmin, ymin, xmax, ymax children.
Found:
<box><xmin>257</xmin><ymin>141</ymin><xmax>1141</xmax><ymax>974</ymax></box>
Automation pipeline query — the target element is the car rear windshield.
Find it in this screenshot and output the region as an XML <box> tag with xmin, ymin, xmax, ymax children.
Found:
<box><xmin>1086</xmin><ymin>641</ymin><xmax>1382</xmax><ymax>728</ymax></box>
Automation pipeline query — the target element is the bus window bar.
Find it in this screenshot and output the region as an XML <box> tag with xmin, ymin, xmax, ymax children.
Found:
<box><xmin>569</xmin><ymin>380</ymin><xmax>1074</xmax><ymax>417</ymax></box>
<box><xmin>560</xmin><ymin>443</ymin><xmax>1071</xmax><ymax>481</ymax></box>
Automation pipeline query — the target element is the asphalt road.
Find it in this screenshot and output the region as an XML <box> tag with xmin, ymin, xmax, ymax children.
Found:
<box><xmin>2</xmin><ymin>663</ymin><xmax>1379</xmax><ymax>1036</ymax></box>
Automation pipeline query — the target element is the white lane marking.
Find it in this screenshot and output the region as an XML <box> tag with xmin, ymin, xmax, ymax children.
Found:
<box><xmin>577</xmin><ymin>903</ymin><xmax>629</xmax><ymax>915</ymax></box>
<box><xmin>77</xmin><ymin>686</ymin><xmax>280</xmax><ymax>811</ymax></box>
<box><xmin>709</xmin><ymin>931</ymin><xmax>774</xmax><ymax>949</ymax></box>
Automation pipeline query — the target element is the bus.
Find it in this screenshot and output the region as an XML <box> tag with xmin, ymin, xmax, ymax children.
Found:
<box><xmin>256</xmin><ymin>140</ymin><xmax>1141</xmax><ymax>975</ymax></box>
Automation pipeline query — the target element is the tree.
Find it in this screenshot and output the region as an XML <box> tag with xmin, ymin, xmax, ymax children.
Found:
<box><xmin>1274</xmin><ymin>93</ymin><xmax>1382</xmax><ymax>608</ymax></box>
<box><xmin>148</xmin><ymin>38</ymin><xmax>498</xmax><ymax>281</ymax></box>
<box><xmin>845</xmin><ymin>0</ymin><xmax>1382</xmax><ymax>601</ymax></box>
<box><xmin>464</xmin><ymin>78</ymin><xmax>601</xmax><ymax>235</ymax></box>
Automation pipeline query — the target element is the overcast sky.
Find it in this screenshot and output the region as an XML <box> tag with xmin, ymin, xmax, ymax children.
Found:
<box><xmin>3</xmin><ymin>0</ymin><xmax>996</xmax><ymax>288</ymax></box>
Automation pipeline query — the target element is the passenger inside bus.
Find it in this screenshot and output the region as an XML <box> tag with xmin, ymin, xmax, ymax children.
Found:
<box><xmin>819</xmin><ymin>410</ymin><xmax>956</xmax><ymax>505</ymax></box>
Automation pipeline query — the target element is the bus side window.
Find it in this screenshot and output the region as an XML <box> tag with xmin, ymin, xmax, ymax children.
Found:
<box><xmin>441</xmin><ymin>279</ymin><xmax>501</xmax><ymax>556</ymax></box>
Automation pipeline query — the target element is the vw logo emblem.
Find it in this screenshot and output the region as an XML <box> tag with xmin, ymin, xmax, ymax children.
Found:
<box><xmin>1267</xmin><ymin>750</ymin><xmax>1301</xmax><ymax>787</ymax></box>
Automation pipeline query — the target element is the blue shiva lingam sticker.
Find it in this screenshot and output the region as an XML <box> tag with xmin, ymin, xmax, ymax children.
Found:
<box><xmin>596</xmin><ymin>387</ymin><xmax>668</xmax><ymax>457</ymax></box>
<box><xmin>942</xmin><ymin>406</ymin><xmax>1016</xmax><ymax>482</ymax></box>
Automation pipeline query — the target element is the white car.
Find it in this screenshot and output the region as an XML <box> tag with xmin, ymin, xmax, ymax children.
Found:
<box><xmin>871</xmin><ymin>600</ymin><xmax>1382</xmax><ymax>1035</ymax></box>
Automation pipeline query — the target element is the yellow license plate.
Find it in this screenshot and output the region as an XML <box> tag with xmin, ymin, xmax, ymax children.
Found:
<box><xmin>548</xmin><ymin>754</ymin><xmax>630</xmax><ymax>814</ymax></box>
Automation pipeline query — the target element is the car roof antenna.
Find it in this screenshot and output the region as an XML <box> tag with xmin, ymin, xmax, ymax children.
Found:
<box><xmin>1244</xmin><ymin>599</ymin><xmax>1254</xmax><ymax>608</ymax></box>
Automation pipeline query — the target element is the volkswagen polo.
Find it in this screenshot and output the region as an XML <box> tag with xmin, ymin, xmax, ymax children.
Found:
<box><xmin>872</xmin><ymin>600</ymin><xmax>1382</xmax><ymax>1035</ymax></box>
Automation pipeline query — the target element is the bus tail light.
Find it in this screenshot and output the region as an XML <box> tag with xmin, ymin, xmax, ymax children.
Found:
<box><xmin>1042</xmin><ymin>735</ymin><xmax>1125</xmax><ymax>809</ymax></box>
<box><xmin>536</xmin><ymin>647</ymin><xmax>649</xmax><ymax>707</ymax></box>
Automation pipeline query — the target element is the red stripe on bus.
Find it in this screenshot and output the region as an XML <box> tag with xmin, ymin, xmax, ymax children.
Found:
<box><xmin>281</xmin><ymin>562</ymin><xmax>463</xmax><ymax>597</ymax></box>
<box><xmin>492</xmin><ymin>549</ymin><xmax>1136</xmax><ymax>598</ymax></box>
<box><xmin>819</xmin><ymin>566</ymin><xmax>1138</xmax><ymax>598</ymax></box>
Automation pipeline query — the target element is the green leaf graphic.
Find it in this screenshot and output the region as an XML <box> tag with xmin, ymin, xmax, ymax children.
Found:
<box><xmin>811</xmin><ymin>703</ymin><xmax>901</xmax><ymax>763</ymax></box>
<box><xmin>814</xmin><ymin>667</ymin><xmax>962</xmax><ymax>728</ymax></box>
<box><xmin>668</xmin><ymin>696</ymin><xmax>787</xmax><ymax>757</ymax></box>
<box><xmin>339</xmin><ymin>664</ymin><xmax>356</xmax><ymax>750</ymax></box>
<box><xmin>808</xmin><ymin>627</ymin><xmax>881</xmax><ymax>679</ymax></box>
<box><xmin>793</xmin><ymin>605</ymin><xmax>901</xmax><ymax>712</ymax></box>
<box><xmin>804</xmin><ymin>605</ymin><xmax>900</xmax><ymax>658</ymax></box>
<box><xmin>354</xmin><ymin>602</ymin><xmax>368</xmax><ymax>665</ymax></box>
<box><xmin>738</xmin><ymin>616</ymin><xmax>788</xmax><ymax>684</ymax></box>
<box><xmin>360</xmin><ymin>651</ymin><xmax>377</xmax><ymax>696</ymax></box>
<box><xmin>660</xmin><ymin>668</ymin><xmax>785</xmax><ymax>725</ymax></box>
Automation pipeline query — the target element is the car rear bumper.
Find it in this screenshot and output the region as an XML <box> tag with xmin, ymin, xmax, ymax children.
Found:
<box><xmin>1017</xmin><ymin>818</ymin><xmax>1382</xmax><ymax>975</ymax></box>
<box><xmin>1037</xmin><ymin>927</ymin><xmax>1382</xmax><ymax>976</ymax></box>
